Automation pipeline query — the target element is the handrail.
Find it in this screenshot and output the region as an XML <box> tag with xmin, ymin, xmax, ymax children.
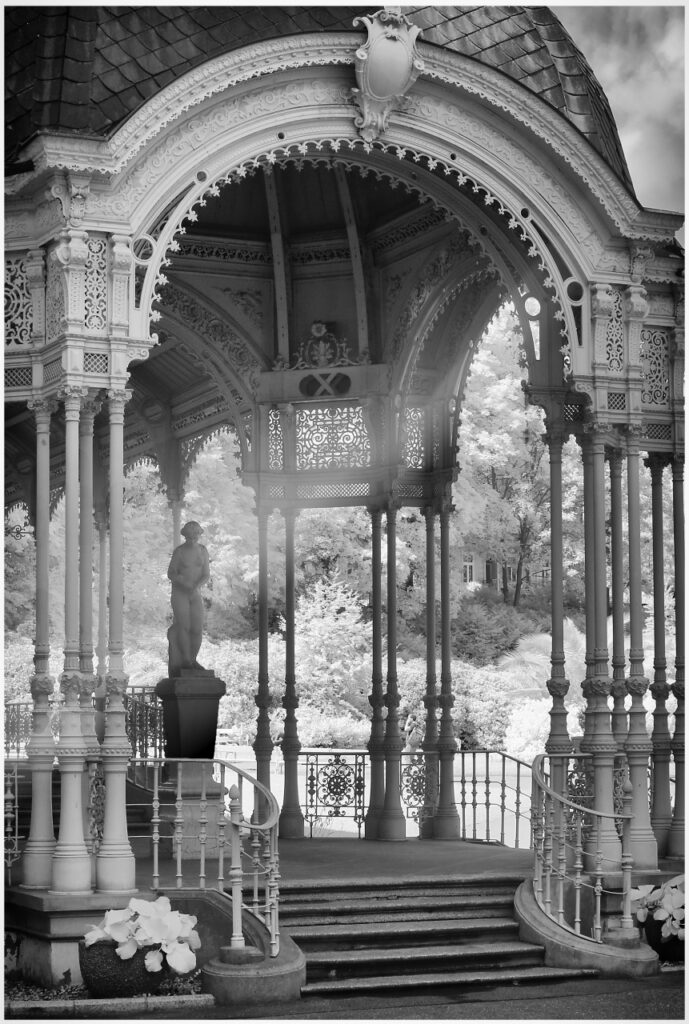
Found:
<box><xmin>128</xmin><ymin>756</ymin><xmax>280</xmax><ymax>957</ymax></box>
<box><xmin>531</xmin><ymin>753</ymin><xmax>634</xmax><ymax>943</ymax></box>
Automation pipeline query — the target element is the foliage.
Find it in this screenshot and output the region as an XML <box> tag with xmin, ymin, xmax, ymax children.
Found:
<box><xmin>84</xmin><ymin>896</ymin><xmax>201</xmax><ymax>974</ymax></box>
<box><xmin>450</xmin><ymin>590</ymin><xmax>541</xmax><ymax>665</ymax></box>
<box><xmin>631</xmin><ymin>875</ymin><xmax>685</xmax><ymax>942</ymax></box>
<box><xmin>292</xmin><ymin>706</ymin><xmax>370</xmax><ymax>747</ymax></box>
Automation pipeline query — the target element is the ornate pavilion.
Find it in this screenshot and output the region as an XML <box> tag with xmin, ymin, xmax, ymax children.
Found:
<box><xmin>4</xmin><ymin>3</ymin><xmax>684</xmax><ymax>990</ymax></box>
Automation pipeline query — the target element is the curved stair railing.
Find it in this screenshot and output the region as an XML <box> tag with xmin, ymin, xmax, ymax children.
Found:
<box><xmin>531</xmin><ymin>753</ymin><xmax>634</xmax><ymax>942</ymax></box>
<box><xmin>128</xmin><ymin>756</ymin><xmax>281</xmax><ymax>957</ymax></box>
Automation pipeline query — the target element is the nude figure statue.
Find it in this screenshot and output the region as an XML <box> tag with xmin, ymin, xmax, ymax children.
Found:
<box><xmin>167</xmin><ymin>520</ymin><xmax>210</xmax><ymax>676</ymax></box>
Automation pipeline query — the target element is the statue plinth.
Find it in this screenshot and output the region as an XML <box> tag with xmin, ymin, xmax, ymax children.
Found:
<box><xmin>155</xmin><ymin>671</ymin><xmax>226</xmax><ymax>760</ymax></box>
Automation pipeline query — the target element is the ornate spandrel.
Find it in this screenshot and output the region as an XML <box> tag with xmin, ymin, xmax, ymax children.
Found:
<box><xmin>402</xmin><ymin>406</ymin><xmax>425</xmax><ymax>469</ymax></box>
<box><xmin>5</xmin><ymin>255</ymin><xmax>33</xmax><ymax>347</ymax></box>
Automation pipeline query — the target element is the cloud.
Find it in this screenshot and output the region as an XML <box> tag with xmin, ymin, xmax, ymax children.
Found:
<box><xmin>554</xmin><ymin>5</ymin><xmax>684</xmax><ymax>212</ymax></box>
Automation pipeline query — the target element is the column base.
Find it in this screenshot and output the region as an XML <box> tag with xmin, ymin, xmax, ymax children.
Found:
<box><xmin>279</xmin><ymin>809</ymin><xmax>305</xmax><ymax>838</ymax></box>
<box><xmin>95</xmin><ymin>846</ymin><xmax>137</xmax><ymax>893</ymax></box>
<box><xmin>376</xmin><ymin>811</ymin><xmax>407</xmax><ymax>841</ymax></box>
<box><xmin>20</xmin><ymin>843</ymin><xmax>56</xmax><ymax>889</ymax></box>
<box><xmin>432</xmin><ymin>809</ymin><xmax>461</xmax><ymax>840</ymax></box>
<box><xmin>628</xmin><ymin>832</ymin><xmax>659</xmax><ymax>870</ymax></box>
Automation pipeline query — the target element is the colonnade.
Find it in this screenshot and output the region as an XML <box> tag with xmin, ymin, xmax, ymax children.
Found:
<box><xmin>253</xmin><ymin>498</ymin><xmax>462</xmax><ymax>842</ymax></box>
<box><xmin>20</xmin><ymin>388</ymin><xmax>136</xmax><ymax>895</ymax></box>
<box><xmin>544</xmin><ymin>424</ymin><xmax>684</xmax><ymax>871</ymax></box>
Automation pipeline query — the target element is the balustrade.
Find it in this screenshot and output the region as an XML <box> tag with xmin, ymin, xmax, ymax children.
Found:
<box><xmin>532</xmin><ymin>754</ymin><xmax>634</xmax><ymax>942</ymax></box>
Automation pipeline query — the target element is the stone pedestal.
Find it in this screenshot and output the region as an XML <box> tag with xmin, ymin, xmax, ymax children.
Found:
<box><xmin>155</xmin><ymin>672</ymin><xmax>227</xmax><ymax>859</ymax></box>
<box><xmin>155</xmin><ymin>671</ymin><xmax>226</xmax><ymax>759</ymax></box>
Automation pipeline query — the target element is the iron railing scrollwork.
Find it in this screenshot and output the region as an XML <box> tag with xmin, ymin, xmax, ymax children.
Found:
<box><xmin>304</xmin><ymin>749</ymin><xmax>367</xmax><ymax>836</ymax></box>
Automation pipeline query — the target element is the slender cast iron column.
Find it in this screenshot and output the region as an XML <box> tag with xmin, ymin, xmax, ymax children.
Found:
<box><xmin>608</xmin><ymin>448</ymin><xmax>628</xmax><ymax>752</ymax></box>
<box><xmin>544</xmin><ymin>429</ymin><xmax>572</xmax><ymax>795</ymax></box>
<box><xmin>364</xmin><ymin>507</ymin><xmax>385</xmax><ymax>839</ymax></box>
<box><xmin>580</xmin><ymin>431</ymin><xmax>620</xmax><ymax>868</ymax></box>
<box><xmin>96</xmin><ymin>388</ymin><xmax>135</xmax><ymax>893</ymax></box>
<box><xmin>52</xmin><ymin>388</ymin><xmax>92</xmax><ymax>892</ymax></box>
<box><xmin>79</xmin><ymin>397</ymin><xmax>101</xmax><ymax>886</ymax></box>
<box><xmin>93</xmin><ymin>505</ymin><xmax>108</xmax><ymax>745</ymax></box>
<box><xmin>420</xmin><ymin>505</ymin><xmax>439</xmax><ymax>838</ymax></box>
<box><xmin>279</xmin><ymin>509</ymin><xmax>304</xmax><ymax>837</ymax></box>
<box><xmin>624</xmin><ymin>429</ymin><xmax>657</xmax><ymax>868</ymax></box>
<box><xmin>668</xmin><ymin>456</ymin><xmax>685</xmax><ymax>857</ymax></box>
<box><xmin>579</xmin><ymin>437</ymin><xmax>596</xmax><ymax>748</ymax></box>
<box><xmin>646</xmin><ymin>455</ymin><xmax>672</xmax><ymax>854</ymax></box>
<box><xmin>378</xmin><ymin>505</ymin><xmax>406</xmax><ymax>840</ymax></box>
<box><xmin>434</xmin><ymin>497</ymin><xmax>461</xmax><ymax>838</ymax></box>
<box><xmin>253</xmin><ymin>507</ymin><xmax>273</xmax><ymax>819</ymax></box>
<box><xmin>21</xmin><ymin>399</ymin><xmax>58</xmax><ymax>888</ymax></box>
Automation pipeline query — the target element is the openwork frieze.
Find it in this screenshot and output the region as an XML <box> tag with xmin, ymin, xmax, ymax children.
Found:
<box><xmin>640</xmin><ymin>327</ymin><xmax>670</xmax><ymax>406</ymax></box>
<box><xmin>402</xmin><ymin>406</ymin><xmax>425</xmax><ymax>469</ymax></box>
<box><xmin>5</xmin><ymin>256</ymin><xmax>32</xmax><ymax>347</ymax></box>
<box><xmin>295</xmin><ymin>404</ymin><xmax>371</xmax><ymax>470</ymax></box>
<box><xmin>605</xmin><ymin>289</ymin><xmax>624</xmax><ymax>372</ymax></box>
<box><xmin>268</xmin><ymin>408</ymin><xmax>284</xmax><ymax>471</ymax></box>
<box><xmin>84</xmin><ymin>237</ymin><xmax>108</xmax><ymax>333</ymax></box>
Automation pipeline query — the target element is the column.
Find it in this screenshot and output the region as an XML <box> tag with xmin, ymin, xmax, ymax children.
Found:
<box><xmin>96</xmin><ymin>388</ymin><xmax>135</xmax><ymax>893</ymax></box>
<box><xmin>420</xmin><ymin>505</ymin><xmax>439</xmax><ymax>838</ymax></box>
<box><xmin>434</xmin><ymin>496</ymin><xmax>461</xmax><ymax>838</ymax></box>
<box><xmin>51</xmin><ymin>388</ymin><xmax>93</xmax><ymax>892</ymax></box>
<box><xmin>667</xmin><ymin>456</ymin><xmax>684</xmax><ymax>857</ymax></box>
<box><xmin>79</xmin><ymin>397</ymin><xmax>101</xmax><ymax>884</ymax></box>
<box><xmin>608</xmin><ymin>448</ymin><xmax>628</xmax><ymax>752</ymax></box>
<box><xmin>544</xmin><ymin>429</ymin><xmax>571</xmax><ymax>799</ymax></box>
<box><xmin>21</xmin><ymin>399</ymin><xmax>58</xmax><ymax>888</ymax></box>
<box><xmin>253</xmin><ymin>507</ymin><xmax>273</xmax><ymax>815</ymax></box>
<box><xmin>93</xmin><ymin>509</ymin><xmax>108</xmax><ymax>744</ymax></box>
<box><xmin>580</xmin><ymin>431</ymin><xmax>620</xmax><ymax>868</ymax></box>
<box><xmin>624</xmin><ymin>428</ymin><xmax>657</xmax><ymax>868</ymax></box>
<box><xmin>579</xmin><ymin>437</ymin><xmax>596</xmax><ymax>747</ymax></box>
<box><xmin>279</xmin><ymin>509</ymin><xmax>304</xmax><ymax>837</ymax></box>
<box><xmin>364</xmin><ymin>507</ymin><xmax>386</xmax><ymax>839</ymax></box>
<box><xmin>377</xmin><ymin>505</ymin><xmax>406</xmax><ymax>840</ymax></box>
<box><xmin>646</xmin><ymin>455</ymin><xmax>672</xmax><ymax>853</ymax></box>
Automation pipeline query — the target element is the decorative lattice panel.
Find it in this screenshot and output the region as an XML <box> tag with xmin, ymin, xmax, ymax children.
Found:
<box><xmin>644</xmin><ymin>423</ymin><xmax>672</xmax><ymax>441</ymax></box>
<box><xmin>397</xmin><ymin>482</ymin><xmax>424</xmax><ymax>499</ymax></box>
<box><xmin>84</xmin><ymin>352</ymin><xmax>109</xmax><ymax>374</ymax></box>
<box><xmin>564</xmin><ymin>403</ymin><xmax>584</xmax><ymax>423</ymax></box>
<box><xmin>640</xmin><ymin>327</ymin><xmax>670</xmax><ymax>406</ymax></box>
<box><xmin>605</xmin><ymin>289</ymin><xmax>624</xmax><ymax>372</ymax></box>
<box><xmin>5</xmin><ymin>257</ymin><xmax>32</xmax><ymax>347</ymax></box>
<box><xmin>295</xmin><ymin>405</ymin><xmax>371</xmax><ymax>470</ymax></box>
<box><xmin>403</xmin><ymin>407</ymin><xmax>425</xmax><ymax>469</ymax></box>
<box><xmin>269</xmin><ymin>408</ymin><xmax>283</xmax><ymax>471</ymax></box>
<box><xmin>5</xmin><ymin>365</ymin><xmax>32</xmax><ymax>389</ymax></box>
<box><xmin>84</xmin><ymin>238</ymin><xmax>108</xmax><ymax>333</ymax></box>
<box><xmin>607</xmin><ymin>392</ymin><xmax>626</xmax><ymax>411</ymax></box>
<box><xmin>44</xmin><ymin>358</ymin><xmax>62</xmax><ymax>385</ymax></box>
<box><xmin>297</xmin><ymin>481</ymin><xmax>369</xmax><ymax>500</ymax></box>
<box><xmin>269</xmin><ymin>484</ymin><xmax>285</xmax><ymax>499</ymax></box>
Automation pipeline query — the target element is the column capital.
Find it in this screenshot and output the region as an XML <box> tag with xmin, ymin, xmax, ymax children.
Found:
<box><xmin>59</xmin><ymin>384</ymin><xmax>89</xmax><ymax>415</ymax></box>
<box><xmin>107</xmin><ymin>387</ymin><xmax>132</xmax><ymax>419</ymax></box>
<box><xmin>28</xmin><ymin>396</ymin><xmax>58</xmax><ymax>423</ymax></box>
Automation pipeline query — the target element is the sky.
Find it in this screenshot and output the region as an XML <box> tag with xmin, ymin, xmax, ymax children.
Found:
<box><xmin>553</xmin><ymin>4</ymin><xmax>685</xmax><ymax>214</ymax></box>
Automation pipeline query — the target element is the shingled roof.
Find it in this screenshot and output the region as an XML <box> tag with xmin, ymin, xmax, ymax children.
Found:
<box><xmin>4</xmin><ymin>5</ymin><xmax>633</xmax><ymax>191</ymax></box>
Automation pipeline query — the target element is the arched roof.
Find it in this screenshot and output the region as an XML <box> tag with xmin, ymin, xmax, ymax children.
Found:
<box><xmin>5</xmin><ymin>5</ymin><xmax>633</xmax><ymax>192</ymax></box>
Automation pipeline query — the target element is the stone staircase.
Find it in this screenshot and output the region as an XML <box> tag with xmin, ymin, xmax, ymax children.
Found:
<box><xmin>279</xmin><ymin>877</ymin><xmax>599</xmax><ymax>996</ymax></box>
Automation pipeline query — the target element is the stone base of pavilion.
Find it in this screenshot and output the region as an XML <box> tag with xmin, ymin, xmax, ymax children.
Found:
<box><xmin>4</xmin><ymin>884</ymin><xmax>305</xmax><ymax>1002</ymax></box>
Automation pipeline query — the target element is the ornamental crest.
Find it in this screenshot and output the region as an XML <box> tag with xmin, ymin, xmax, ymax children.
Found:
<box><xmin>351</xmin><ymin>8</ymin><xmax>424</xmax><ymax>142</ymax></box>
<box><xmin>288</xmin><ymin>321</ymin><xmax>364</xmax><ymax>369</ymax></box>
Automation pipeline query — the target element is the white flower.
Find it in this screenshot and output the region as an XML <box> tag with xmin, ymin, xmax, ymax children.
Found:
<box><xmin>83</xmin><ymin>895</ymin><xmax>202</xmax><ymax>973</ymax></box>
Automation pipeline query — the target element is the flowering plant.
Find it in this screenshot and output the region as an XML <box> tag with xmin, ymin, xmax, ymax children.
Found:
<box><xmin>84</xmin><ymin>895</ymin><xmax>201</xmax><ymax>974</ymax></box>
<box><xmin>630</xmin><ymin>874</ymin><xmax>685</xmax><ymax>942</ymax></box>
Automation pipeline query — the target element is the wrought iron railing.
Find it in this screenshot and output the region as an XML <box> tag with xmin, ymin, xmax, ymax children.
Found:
<box><xmin>300</xmin><ymin>747</ymin><xmax>532</xmax><ymax>846</ymax></box>
<box><xmin>4</xmin><ymin>700</ymin><xmax>34</xmax><ymax>758</ymax></box>
<box><xmin>124</xmin><ymin>689</ymin><xmax>165</xmax><ymax>785</ymax></box>
<box><xmin>531</xmin><ymin>753</ymin><xmax>634</xmax><ymax>942</ymax></box>
<box><xmin>4</xmin><ymin>763</ymin><xmax>24</xmax><ymax>882</ymax></box>
<box><xmin>128</xmin><ymin>757</ymin><xmax>280</xmax><ymax>956</ymax></box>
<box><xmin>457</xmin><ymin>749</ymin><xmax>532</xmax><ymax>848</ymax></box>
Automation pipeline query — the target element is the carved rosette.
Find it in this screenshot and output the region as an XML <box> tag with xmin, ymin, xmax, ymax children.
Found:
<box><xmin>351</xmin><ymin>9</ymin><xmax>424</xmax><ymax>143</ymax></box>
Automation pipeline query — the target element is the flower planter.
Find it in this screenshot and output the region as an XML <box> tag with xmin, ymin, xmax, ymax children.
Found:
<box><xmin>79</xmin><ymin>940</ymin><xmax>167</xmax><ymax>998</ymax></box>
<box><xmin>643</xmin><ymin>920</ymin><xmax>684</xmax><ymax>964</ymax></box>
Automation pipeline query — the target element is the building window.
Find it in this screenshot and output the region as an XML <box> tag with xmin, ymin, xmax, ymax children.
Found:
<box><xmin>463</xmin><ymin>553</ymin><xmax>474</xmax><ymax>584</ymax></box>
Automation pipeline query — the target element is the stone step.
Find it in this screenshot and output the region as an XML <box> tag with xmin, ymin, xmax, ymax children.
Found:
<box><xmin>286</xmin><ymin>915</ymin><xmax>520</xmax><ymax>950</ymax></box>
<box><xmin>282</xmin><ymin>904</ymin><xmax>513</xmax><ymax>927</ymax></box>
<box><xmin>305</xmin><ymin>939</ymin><xmax>545</xmax><ymax>977</ymax></box>
<box><xmin>302</xmin><ymin>964</ymin><xmax>600</xmax><ymax>996</ymax></box>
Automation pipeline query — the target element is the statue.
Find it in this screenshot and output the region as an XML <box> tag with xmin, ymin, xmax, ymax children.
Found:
<box><xmin>167</xmin><ymin>521</ymin><xmax>210</xmax><ymax>676</ymax></box>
